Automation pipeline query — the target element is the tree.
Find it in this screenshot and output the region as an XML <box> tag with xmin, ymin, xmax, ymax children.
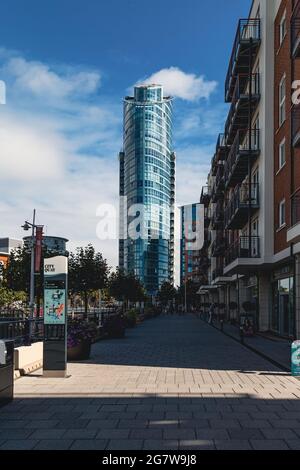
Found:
<box><xmin>3</xmin><ymin>245</ymin><xmax>52</xmax><ymax>313</ymax></box>
<box><xmin>3</xmin><ymin>246</ymin><xmax>31</xmax><ymax>294</ymax></box>
<box><xmin>0</xmin><ymin>287</ymin><xmax>27</xmax><ymax>310</ymax></box>
<box><xmin>68</xmin><ymin>245</ymin><xmax>109</xmax><ymax>317</ymax></box>
<box><xmin>108</xmin><ymin>269</ymin><xmax>146</xmax><ymax>308</ymax></box>
<box><xmin>158</xmin><ymin>281</ymin><xmax>176</xmax><ymax>307</ymax></box>
<box><xmin>177</xmin><ymin>280</ymin><xmax>200</xmax><ymax>310</ymax></box>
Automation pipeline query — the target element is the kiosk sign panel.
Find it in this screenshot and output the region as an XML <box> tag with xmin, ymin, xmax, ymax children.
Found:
<box><xmin>43</xmin><ymin>256</ymin><xmax>68</xmax><ymax>377</ymax></box>
<box><xmin>292</xmin><ymin>341</ymin><xmax>300</xmax><ymax>377</ymax></box>
<box><xmin>44</xmin><ymin>281</ymin><xmax>66</xmax><ymax>325</ymax></box>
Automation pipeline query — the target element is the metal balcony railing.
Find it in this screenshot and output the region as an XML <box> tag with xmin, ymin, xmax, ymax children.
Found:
<box><xmin>211</xmin><ymin>236</ymin><xmax>226</xmax><ymax>258</ymax></box>
<box><xmin>204</xmin><ymin>207</ymin><xmax>211</xmax><ymax>228</ymax></box>
<box><xmin>225</xmin><ymin>236</ymin><xmax>260</xmax><ymax>266</ymax></box>
<box><xmin>225</xmin><ymin>73</ymin><xmax>260</xmax><ymax>139</ymax></box>
<box><xmin>211</xmin><ymin>200</ymin><xmax>224</xmax><ymax>229</ymax></box>
<box><xmin>224</xmin><ymin>129</ymin><xmax>260</xmax><ymax>184</ymax></box>
<box><xmin>215</xmin><ymin>133</ymin><xmax>228</xmax><ymax>158</ymax></box>
<box><xmin>216</xmin><ymin>164</ymin><xmax>225</xmax><ymax>189</ymax></box>
<box><xmin>225</xmin><ymin>18</ymin><xmax>261</xmax><ymax>101</ymax></box>
<box><xmin>199</xmin><ymin>256</ymin><xmax>211</xmax><ymax>269</ymax></box>
<box><xmin>212</xmin><ymin>266</ymin><xmax>224</xmax><ymax>281</ymax></box>
<box><xmin>291</xmin><ymin>194</ymin><xmax>300</xmax><ymax>227</ymax></box>
<box><xmin>200</xmin><ymin>186</ymin><xmax>211</xmax><ymax>205</ymax></box>
<box><xmin>224</xmin><ymin>183</ymin><xmax>259</xmax><ymax>229</ymax></box>
<box><xmin>217</xmin><ymin>133</ymin><xmax>227</xmax><ymax>150</ymax></box>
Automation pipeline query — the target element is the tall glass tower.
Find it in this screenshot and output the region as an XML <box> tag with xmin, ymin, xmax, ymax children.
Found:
<box><xmin>119</xmin><ymin>85</ymin><xmax>175</xmax><ymax>295</ymax></box>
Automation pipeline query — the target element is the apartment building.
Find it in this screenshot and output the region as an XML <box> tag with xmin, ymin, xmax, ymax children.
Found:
<box><xmin>180</xmin><ymin>203</ymin><xmax>204</xmax><ymax>286</ymax></box>
<box><xmin>199</xmin><ymin>0</ymin><xmax>300</xmax><ymax>339</ymax></box>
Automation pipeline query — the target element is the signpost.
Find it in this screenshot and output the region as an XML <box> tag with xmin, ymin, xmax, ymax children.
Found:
<box><xmin>43</xmin><ymin>256</ymin><xmax>68</xmax><ymax>378</ymax></box>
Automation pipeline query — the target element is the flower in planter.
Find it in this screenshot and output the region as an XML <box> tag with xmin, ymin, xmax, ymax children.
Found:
<box><xmin>67</xmin><ymin>319</ymin><xmax>98</xmax><ymax>349</ymax></box>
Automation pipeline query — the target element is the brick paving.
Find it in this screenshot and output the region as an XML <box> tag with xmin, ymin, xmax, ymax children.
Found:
<box><xmin>209</xmin><ymin>318</ymin><xmax>291</xmax><ymax>370</ymax></box>
<box><xmin>1</xmin><ymin>314</ymin><xmax>300</xmax><ymax>450</ymax></box>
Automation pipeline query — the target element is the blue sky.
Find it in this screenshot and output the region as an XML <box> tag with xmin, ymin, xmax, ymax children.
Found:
<box><xmin>0</xmin><ymin>0</ymin><xmax>250</xmax><ymax>271</ymax></box>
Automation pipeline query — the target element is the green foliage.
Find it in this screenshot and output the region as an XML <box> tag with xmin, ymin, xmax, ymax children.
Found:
<box><xmin>125</xmin><ymin>308</ymin><xmax>138</xmax><ymax>327</ymax></box>
<box><xmin>0</xmin><ymin>287</ymin><xmax>27</xmax><ymax>308</ymax></box>
<box><xmin>158</xmin><ymin>281</ymin><xmax>176</xmax><ymax>306</ymax></box>
<box><xmin>3</xmin><ymin>246</ymin><xmax>31</xmax><ymax>293</ymax></box>
<box><xmin>68</xmin><ymin>244</ymin><xmax>109</xmax><ymax>314</ymax></box>
<box><xmin>177</xmin><ymin>280</ymin><xmax>200</xmax><ymax>307</ymax></box>
<box><xmin>108</xmin><ymin>269</ymin><xmax>146</xmax><ymax>303</ymax></box>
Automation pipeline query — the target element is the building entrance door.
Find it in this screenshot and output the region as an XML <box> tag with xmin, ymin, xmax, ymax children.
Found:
<box><xmin>272</xmin><ymin>277</ymin><xmax>294</xmax><ymax>338</ymax></box>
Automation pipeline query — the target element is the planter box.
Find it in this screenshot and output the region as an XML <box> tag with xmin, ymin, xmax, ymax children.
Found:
<box><xmin>67</xmin><ymin>340</ymin><xmax>91</xmax><ymax>361</ymax></box>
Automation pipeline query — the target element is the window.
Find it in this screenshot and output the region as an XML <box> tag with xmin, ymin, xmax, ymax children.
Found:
<box><xmin>279</xmin><ymin>199</ymin><xmax>286</xmax><ymax>228</ymax></box>
<box><xmin>280</xmin><ymin>12</ymin><xmax>287</xmax><ymax>46</ymax></box>
<box><xmin>279</xmin><ymin>138</ymin><xmax>286</xmax><ymax>170</ymax></box>
<box><xmin>279</xmin><ymin>74</ymin><xmax>286</xmax><ymax>126</ymax></box>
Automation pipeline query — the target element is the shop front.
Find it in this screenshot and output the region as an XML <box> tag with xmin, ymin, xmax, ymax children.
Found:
<box><xmin>271</xmin><ymin>265</ymin><xmax>295</xmax><ymax>339</ymax></box>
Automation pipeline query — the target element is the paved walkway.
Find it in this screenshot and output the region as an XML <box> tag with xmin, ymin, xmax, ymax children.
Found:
<box><xmin>208</xmin><ymin>319</ymin><xmax>291</xmax><ymax>371</ymax></box>
<box><xmin>1</xmin><ymin>315</ymin><xmax>300</xmax><ymax>450</ymax></box>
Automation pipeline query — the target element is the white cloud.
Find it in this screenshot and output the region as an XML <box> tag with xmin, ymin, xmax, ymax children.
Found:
<box><xmin>0</xmin><ymin>112</ymin><xmax>65</xmax><ymax>180</ymax></box>
<box><xmin>0</xmin><ymin>49</ymin><xmax>121</xmax><ymax>268</ymax></box>
<box><xmin>136</xmin><ymin>67</ymin><xmax>217</xmax><ymax>101</ymax></box>
<box><xmin>0</xmin><ymin>50</ymin><xmax>219</xmax><ymax>272</ymax></box>
<box><xmin>175</xmin><ymin>104</ymin><xmax>227</xmax><ymax>140</ymax></box>
<box><xmin>3</xmin><ymin>57</ymin><xmax>101</xmax><ymax>99</ymax></box>
<box><xmin>175</xmin><ymin>144</ymin><xmax>212</xmax><ymax>206</ymax></box>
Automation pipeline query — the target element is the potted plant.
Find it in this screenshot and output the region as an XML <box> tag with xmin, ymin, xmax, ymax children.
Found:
<box><xmin>125</xmin><ymin>309</ymin><xmax>138</xmax><ymax>328</ymax></box>
<box><xmin>67</xmin><ymin>319</ymin><xmax>97</xmax><ymax>361</ymax></box>
<box><xmin>104</xmin><ymin>314</ymin><xmax>125</xmax><ymax>338</ymax></box>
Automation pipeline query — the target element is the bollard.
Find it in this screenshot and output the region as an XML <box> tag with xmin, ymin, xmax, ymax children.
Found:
<box><xmin>220</xmin><ymin>319</ymin><xmax>224</xmax><ymax>332</ymax></box>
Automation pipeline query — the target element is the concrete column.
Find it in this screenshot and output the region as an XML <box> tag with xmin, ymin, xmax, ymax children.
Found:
<box><xmin>295</xmin><ymin>255</ymin><xmax>300</xmax><ymax>339</ymax></box>
<box><xmin>258</xmin><ymin>271</ymin><xmax>270</xmax><ymax>332</ymax></box>
<box><xmin>238</xmin><ymin>278</ymin><xmax>249</xmax><ymax>316</ymax></box>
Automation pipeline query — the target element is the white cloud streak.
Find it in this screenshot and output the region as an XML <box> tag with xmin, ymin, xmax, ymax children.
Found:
<box><xmin>136</xmin><ymin>67</ymin><xmax>217</xmax><ymax>101</ymax></box>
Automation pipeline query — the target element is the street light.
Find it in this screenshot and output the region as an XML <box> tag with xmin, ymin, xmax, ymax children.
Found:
<box><xmin>22</xmin><ymin>209</ymin><xmax>43</xmax><ymax>321</ymax></box>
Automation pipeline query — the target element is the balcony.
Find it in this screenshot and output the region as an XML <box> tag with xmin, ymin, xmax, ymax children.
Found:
<box><xmin>200</xmin><ymin>186</ymin><xmax>211</xmax><ymax>206</ymax></box>
<box><xmin>212</xmin><ymin>266</ymin><xmax>224</xmax><ymax>282</ymax></box>
<box><xmin>287</xmin><ymin>194</ymin><xmax>300</xmax><ymax>243</ymax></box>
<box><xmin>204</xmin><ymin>207</ymin><xmax>211</xmax><ymax>229</ymax></box>
<box><xmin>225</xmin><ymin>236</ymin><xmax>260</xmax><ymax>267</ymax></box>
<box><xmin>292</xmin><ymin>4</ymin><xmax>300</xmax><ymax>59</ymax></box>
<box><xmin>211</xmin><ymin>235</ymin><xmax>226</xmax><ymax>258</ymax></box>
<box><xmin>211</xmin><ymin>165</ymin><xmax>225</xmax><ymax>202</ymax></box>
<box><xmin>199</xmin><ymin>255</ymin><xmax>211</xmax><ymax>270</ymax></box>
<box><xmin>215</xmin><ymin>133</ymin><xmax>229</xmax><ymax>161</ymax></box>
<box><xmin>211</xmin><ymin>200</ymin><xmax>224</xmax><ymax>230</ymax></box>
<box><xmin>224</xmin><ymin>129</ymin><xmax>260</xmax><ymax>187</ymax></box>
<box><xmin>224</xmin><ymin>183</ymin><xmax>259</xmax><ymax>230</ymax></box>
<box><xmin>225</xmin><ymin>18</ymin><xmax>261</xmax><ymax>102</ymax></box>
<box><xmin>225</xmin><ymin>73</ymin><xmax>260</xmax><ymax>144</ymax></box>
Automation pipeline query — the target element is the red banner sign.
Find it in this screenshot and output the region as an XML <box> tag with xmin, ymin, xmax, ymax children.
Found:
<box><xmin>35</xmin><ymin>226</ymin><xmax>43</xmax><ymax>272</ymax></box>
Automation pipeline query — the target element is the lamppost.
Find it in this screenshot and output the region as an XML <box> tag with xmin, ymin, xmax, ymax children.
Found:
<box><xmin>21</xmin><ymin>209</ymin><xmax>43</xmax><ymax>321</ymax></box>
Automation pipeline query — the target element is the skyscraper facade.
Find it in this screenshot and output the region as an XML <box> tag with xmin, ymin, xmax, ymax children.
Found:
<box><xmin>119</xmin><ymin>85</ymin><xmax>175</xmax><ymax>295</ymax></box>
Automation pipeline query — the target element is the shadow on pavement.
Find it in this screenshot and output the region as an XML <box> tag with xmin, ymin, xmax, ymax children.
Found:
<box><xmin>0</xmin><ymin>394</ymin><xmax>300</xmax><ymax>450</ymax></box>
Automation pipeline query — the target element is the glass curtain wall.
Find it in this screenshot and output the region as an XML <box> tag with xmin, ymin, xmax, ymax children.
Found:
<box><xmin>122</xmin><ymin>85</ymin><xmax>174</xmax><ymax>295</ymax></box>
